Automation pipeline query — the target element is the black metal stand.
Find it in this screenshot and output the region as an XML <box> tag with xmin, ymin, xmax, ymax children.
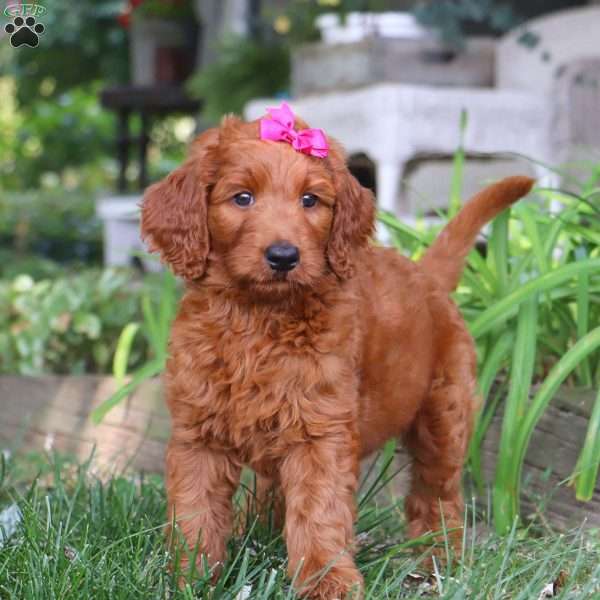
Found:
<box><xmin>100</xmin><ymin>85</ymin><xmax>202</xmax><ymax>192</ymax></box>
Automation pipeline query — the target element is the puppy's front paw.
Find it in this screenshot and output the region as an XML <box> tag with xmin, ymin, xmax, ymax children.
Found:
<box><xmin>305</xmin><ymin>567</ymin><xmax>363</xmax><ymax>600</ymax></box>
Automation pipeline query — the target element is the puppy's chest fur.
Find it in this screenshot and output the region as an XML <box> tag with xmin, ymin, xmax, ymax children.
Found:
<box><xmin>167</xmin><ymin>288</ymin><xmax>360</xmax><ymax>469</ymax></box>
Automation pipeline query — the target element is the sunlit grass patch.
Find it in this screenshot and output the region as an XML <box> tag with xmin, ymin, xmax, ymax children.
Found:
<box><xmin>0</xmin><ymin>452</ymin><xmax>598</xmax><ymax>599</ymax></box>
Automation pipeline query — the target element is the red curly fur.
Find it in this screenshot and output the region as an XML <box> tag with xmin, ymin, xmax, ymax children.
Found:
<box><xmin>141</xmin><ymin>113</ymin><xmax>534</xmax><ymax>598</ymax></box>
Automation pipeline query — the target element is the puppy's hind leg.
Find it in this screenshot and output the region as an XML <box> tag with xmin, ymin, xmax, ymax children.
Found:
<box><xmin>403</xmin><ymin>307</ymin><xmax>477</xmax><ymax>554</ymax></box>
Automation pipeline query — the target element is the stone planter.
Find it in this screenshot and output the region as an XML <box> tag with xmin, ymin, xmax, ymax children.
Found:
<box><xmin>96</xmin><ymin>194</ymin><xmax>160</xmax><ymax>272</ymax></box>
<box><xmin>315</xmin><ymin>11</ymin><xmax>429</xmax><ymax>45</ymax></box>
<box><xmin>129</xmin><ymin>17</ymin><xmax>198</xmax><ymax>86</ymax></box>
<box><xmin>292</xmin><ymin>36</ymin><xmax>495</xmax><ymax>96</ymax></box>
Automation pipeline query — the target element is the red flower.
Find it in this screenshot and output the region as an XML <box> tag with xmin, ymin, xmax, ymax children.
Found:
<box><xmin>118</xmin><ymin>11</ymin><xmax>131</xmax><ymax>28</ymax></box>
<box><xmin>130</xmin><ymin>0</ymin><xmax>144</xmax><ymax>7</ymax></box>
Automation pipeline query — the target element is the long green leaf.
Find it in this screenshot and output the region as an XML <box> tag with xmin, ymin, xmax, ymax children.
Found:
<box><xmin>572</xmin><ymin>387</ymin><xmax>600</xmax><ymax>501</ymax></box>
<box><xmin>465</xmin><ymin>247</ymin><xmax>497</xmax><ymax>293</ymax></box>
<box><xmin>510</xmin><ymin>328</ymin><xmax>600</xmax><ymax>512</ymax></box>
<box><xmin>469</xmin><ymin>259</ymin><xmax>600</xmax><ymax>339</ymax></box>
<box><xmin>459</xmin><ymin>268</ymin><xmax>495</xmax><ymax>304</ymax></box>
<box><xmin>575</xmin><ymin>247</ymin><xmax>592</xmax><ymax>386</ymax></box>
<box><xmin>469</xmin><ymin>384</ymin><xmax>507</xmax><ymax>495</ymax></box>
<box><xmin>505</xmin><ymin>253</ymin><xmax>535</xmax><ymax>293</ymax></box>
<box><xmin>542</xmin><ymin>206</ymin><xmax>578</xmax><ymax>264</ymax></box>
<box><xmin>112</xmin><ymin>322</ymin><xmax>141</xmax><ymax>386</ymax></box>
<box><xmin>519</xmin><ymin>205</ymin><xmax>549</xmax><ymax>274</ymax></box>
<box><xmin>142</xmin><ymin>294</ymin><xmax>161</xmax><ymax>353</ymax></box>
<box><xmin>565</xmin><ymin>223</ymin><xmax>600</xmax><ymax>246</ymax></box>
<box><xmin>469</xmin><ymin>331</ymin><xmax>514</xmax><ymax>490</ymax></box>
<box><xmin>493</xmin><ymin>296</ymin><xmax>538</xmax><ymax>534</ymax></box>
<box><xmin>377</xmin><ymin>211</ymin><xmax>431</xmax><ymax>245</ymax></box>
<box><xmin>157</xmin><ymin>270</ymin><xmax>177</xmax><ymax>355</ymax></box>
<box><xmin>488</xmin><ymin>209</ymin><xmax>510</xmax><ymax>297</ymax></box>
<box><xmin>479</xmin><ymin>333</ymin><xmax>514</xmax><ymax>415</ymax></box>
<box><xmin>91</xmin><ymin>359</ymin><xmax>164</xmax><ymax>424</ymax></box>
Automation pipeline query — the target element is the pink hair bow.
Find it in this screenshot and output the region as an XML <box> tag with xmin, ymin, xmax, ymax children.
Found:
<box><xmin>259</xmin><ymin>102</ymin><xmax>329</xmax><ymax>159</ymax></box>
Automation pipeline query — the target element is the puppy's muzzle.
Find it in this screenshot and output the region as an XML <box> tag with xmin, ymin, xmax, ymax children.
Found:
<box><xmin>265</xmin><ymin>242</ymin><xmax>300</xmax><ymax>272</ymax></box>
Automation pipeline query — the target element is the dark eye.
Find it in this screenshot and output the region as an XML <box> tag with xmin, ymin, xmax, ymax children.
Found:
<box><xmin>233</xmin><ymin>192</ymin><xmax>254</xmax><ymax>207</ymax></box>
<box><xmin>301</xmin><ymin>193</ymin><xmax>318</xmax><ymax>208</ymax></box>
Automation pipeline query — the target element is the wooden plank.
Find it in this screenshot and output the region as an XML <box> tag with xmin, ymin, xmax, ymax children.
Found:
<box><xmin>0</xmin><ymin>376</ymin><xmax>169</xmax><ymax>474</ymax></box>
<box><xmin>477</xmin><ymin>388</ymin><xmax>600</xmax><ymax>529</ymax></box>
<box><xmin>386</xmin><ymin>388</ymin><xmax>600</xmax><ymax>529</ymax></box>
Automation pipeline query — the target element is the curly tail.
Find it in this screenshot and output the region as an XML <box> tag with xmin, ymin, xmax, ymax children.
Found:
<box><xmin>420</xmin><ymin>176</ymin><xmax>535</xmax><ymax>293</ymax></box>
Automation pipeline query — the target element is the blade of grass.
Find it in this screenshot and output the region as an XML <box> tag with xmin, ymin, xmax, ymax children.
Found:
<box><xmin>358</xmin><ymin>440</ymin><xmax>397</xmax><ymax>508</ymax></box>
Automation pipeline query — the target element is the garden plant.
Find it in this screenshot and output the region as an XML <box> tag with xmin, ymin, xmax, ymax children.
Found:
<box><xmin>380</xmin><ymin>143</ymin><xmax>600</xmax><ymax>531</ymax></box>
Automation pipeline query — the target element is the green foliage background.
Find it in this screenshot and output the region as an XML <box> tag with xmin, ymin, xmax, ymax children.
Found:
<box><xmin>9</xmin><ymin>0</ymin><xmax>128</xmax><ymax>106</ymax></box>
<box><xmin>0</xmin><ymin>0</ymin><xmax>128</xmax><ymax>190</ymax></box>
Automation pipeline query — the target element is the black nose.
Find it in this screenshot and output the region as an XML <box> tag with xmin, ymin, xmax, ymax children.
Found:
<box><xmin>265</xmin><ymin>242</ymin><xmax>300</xmax><ymax>272</ymax></box>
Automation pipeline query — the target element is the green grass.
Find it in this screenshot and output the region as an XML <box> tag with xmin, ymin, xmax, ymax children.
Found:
<box><xmin>0</xmin><ymin>452</ymin><xmax>598</xmax><ymax>599</ymax></box>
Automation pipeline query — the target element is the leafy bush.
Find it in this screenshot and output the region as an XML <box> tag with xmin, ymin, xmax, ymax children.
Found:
<box><xmin>8</xmin><ymin>0</ymin><xmax>128</xmax><ymax>107</ymax></box>
<box><xmin>381</xmin><ymin>181</ymin><xmax>600</xmax><ymax>389</ymax></box>
<box><xmin>1</xmin><ymin>0</ymin><xmax>126</xmax><ymax>190</ymax></box>
<box><xmin>0</xmin><ymin>251</ymin><xmax>63</xmax><ymax>281</ymax></box>
<box><xmin>0</xmin><ymin>83</ymin><xmax>116</xmax><ymax>191</ymax></box>
<box><xmin>0</xmin><ymin>189</ymin><xmax>102</xmax><ymax>270</ymax></box>
<box><xmin>380</xmin><ymin>156</ymin><xmax>600</xmax><ymax>531</ymax></box>
<box><xmin>0</xmin><ymin>269</ymin><xmax>152</xmax><ymax>375</ymax></box>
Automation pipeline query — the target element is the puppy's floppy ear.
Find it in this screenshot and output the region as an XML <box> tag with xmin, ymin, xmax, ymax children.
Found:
<box><xmin>327</xmin><ymin>141</ymin><xmax>376</xmax><ymax>280</ymax></box>
<box><xmin>141</xmin><ymin>128</ymin><xmax>218</xmax><ymax>280</ymax></box>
